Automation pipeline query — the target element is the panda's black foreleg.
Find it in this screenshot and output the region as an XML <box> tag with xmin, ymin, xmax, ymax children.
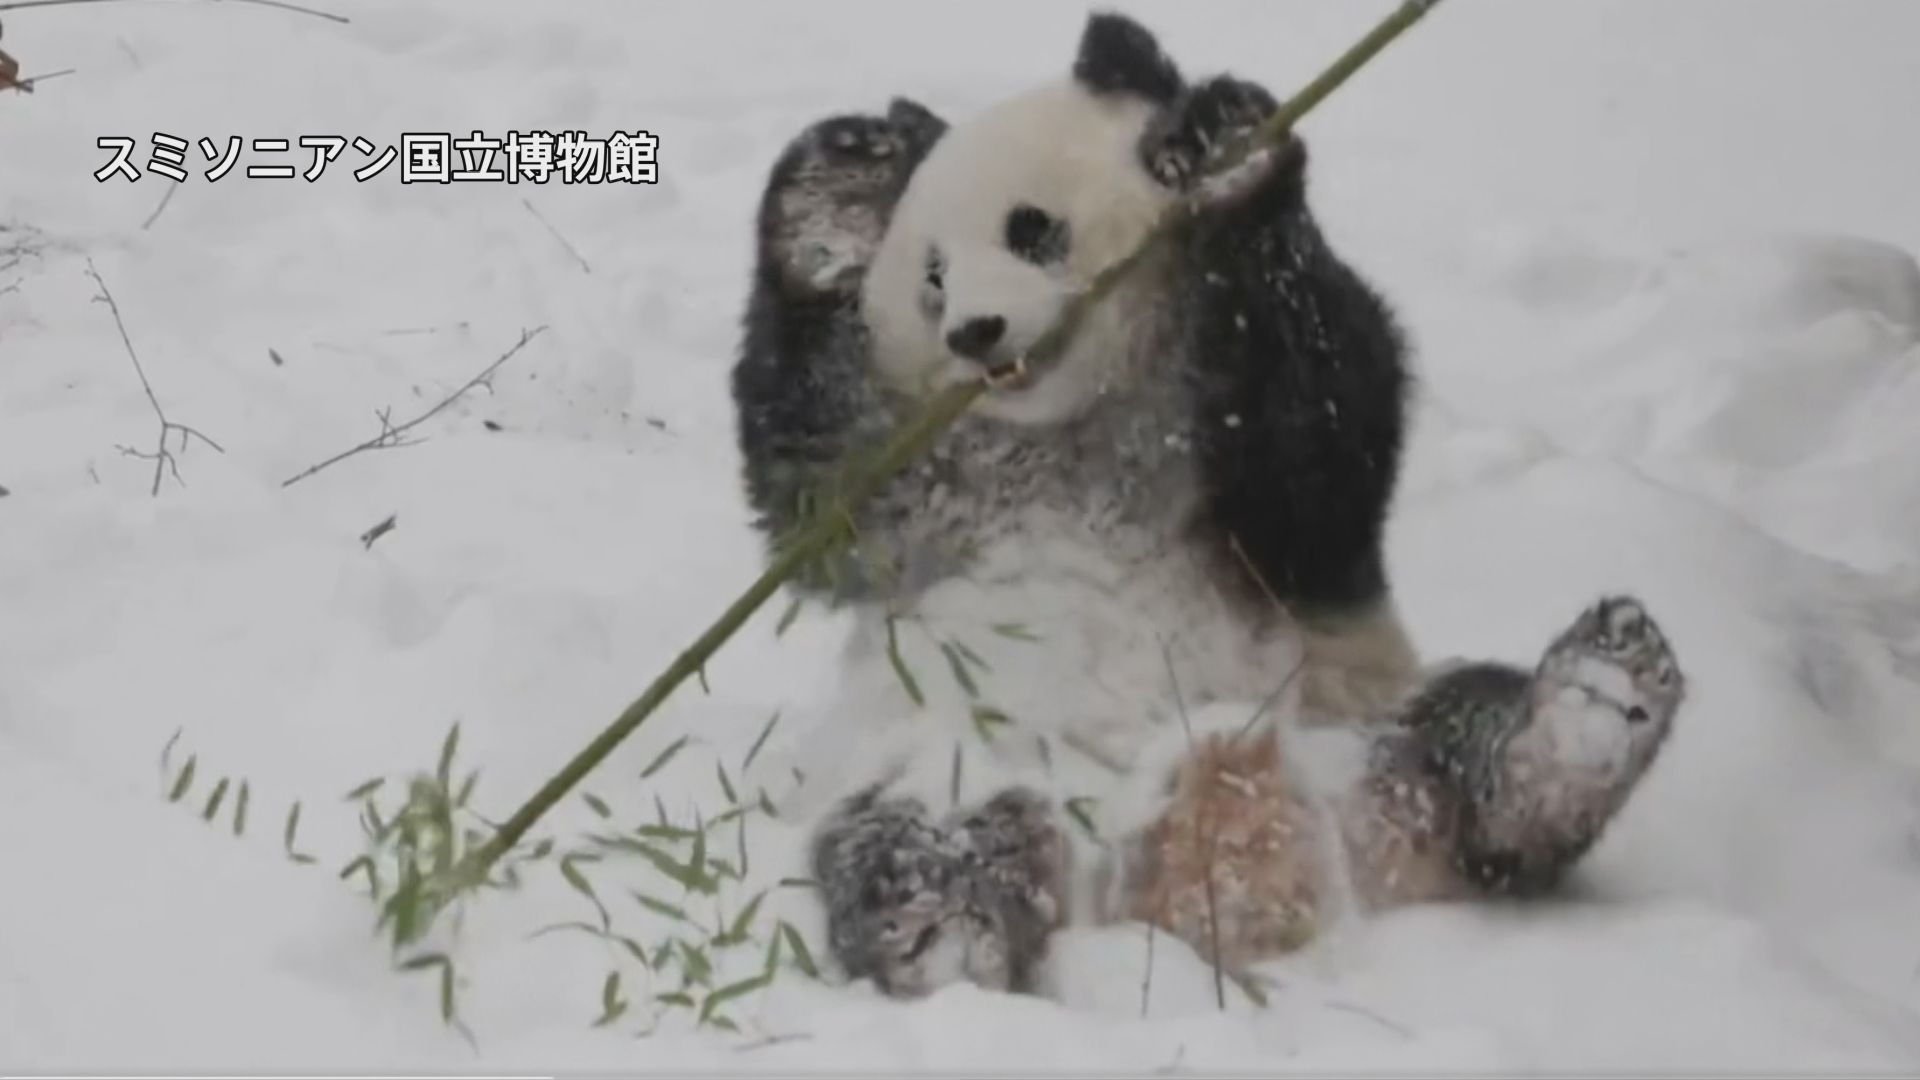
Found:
<box><xmin>730</xmin><ymin>103</ymin><xmax>946</xmax><ymax>602</ymax></box>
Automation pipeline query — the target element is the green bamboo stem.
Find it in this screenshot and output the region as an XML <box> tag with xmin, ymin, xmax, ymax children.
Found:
<box><xmin>441</xmin><ymin>0</ymin><xmax>1447</xmax><ymax>928</ymax></box>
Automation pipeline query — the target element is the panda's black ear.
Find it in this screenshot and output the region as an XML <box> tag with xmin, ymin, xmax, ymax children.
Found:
<box><xmin>887</xmin><ymin>97</ymin><xmax>949</xmax><ymax>156</ymax></box>
<box><xmin>1072</xmin><ymin>11</ymin><xmax>1184</xmax><ymax>106</ymax></box>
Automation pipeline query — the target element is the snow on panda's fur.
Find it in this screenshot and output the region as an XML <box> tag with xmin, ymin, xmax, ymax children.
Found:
<box><xmin>729</xmin><ymin>12</ymin><xmax>1434</xmax><ymax>992</ymax></box>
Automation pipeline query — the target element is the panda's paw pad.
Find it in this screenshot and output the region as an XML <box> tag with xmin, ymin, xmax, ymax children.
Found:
<box><xmin>806</xmin><ymin>116</ymin><xmax>903</xmax><ymax>164</ymax></box>
<box><xmin>1188</xmin><ymin>76</ymin><xmax>1281</xmax><ymax>146</ymax></box>
<box><xmin>1142</xmin><ymin>75</ymin><xmax>1281</xmax><ymax>188</ymax></box>
<box><xmin>1545</xmin><ymin>595</ymin><xmax>1685</xmax><ymax>718</ymax></box>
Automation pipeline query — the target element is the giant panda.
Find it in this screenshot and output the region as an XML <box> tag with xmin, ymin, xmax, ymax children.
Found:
<box><xmin>728</xmin><ymin>12</ymin><xmax>1686</xmax><ymax>998</ymax></box>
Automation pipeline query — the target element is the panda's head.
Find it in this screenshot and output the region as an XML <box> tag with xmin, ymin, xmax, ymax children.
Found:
<box><xmin>862</xmin><ymin>12</ymin><xmax>1192</xmax><ymax>425</ymax></box>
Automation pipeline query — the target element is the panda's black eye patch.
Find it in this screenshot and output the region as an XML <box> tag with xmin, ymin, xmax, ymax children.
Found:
<box><xmin>1005</xmin><ymin>204</ymin><xmax>1070</xmax><ymax>265</ymax></box>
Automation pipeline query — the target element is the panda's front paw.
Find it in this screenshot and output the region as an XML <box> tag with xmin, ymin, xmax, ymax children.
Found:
<box><xmin>1538</xmin><ymin>595</ymin><xmax>1686</xmax><ymax>728</ymax></box>
<box><xmin>949</xmin><ymin>786</ymin><xmax>1073</xmax><ymax>932</ymax></box>
<box><xmin>810</xmin><ymin>787</ymin><xmax>1018</xmax><ymax>998</ymax></box>
<box><xmin>1141</xmin><ymin>75</ymin><xmax>1281</xmax><ymax>189</ymax></box>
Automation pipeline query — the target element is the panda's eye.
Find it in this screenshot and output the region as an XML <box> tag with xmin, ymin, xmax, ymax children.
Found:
<box><xmin>1005</xmin><ymin>204</ymin><xmax>1070</xmax><ymax>265</ymax></box>
<box><xmin>924</xmin><ymin>247</ymin><xmax>946</xmax><ymax>291</ymax></box>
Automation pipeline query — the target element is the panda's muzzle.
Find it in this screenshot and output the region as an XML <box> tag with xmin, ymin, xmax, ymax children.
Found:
<box><xmin>944</xmin><ymin>315</ymin><xmax>1029</xmax><ymax>387</ymax></box>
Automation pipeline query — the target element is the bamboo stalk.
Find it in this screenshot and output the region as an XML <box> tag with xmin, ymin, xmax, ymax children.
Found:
<box><xmin>434</xmin><ymin>0</ymin><xmax>1449</xmax><ymax>937</ymax></box>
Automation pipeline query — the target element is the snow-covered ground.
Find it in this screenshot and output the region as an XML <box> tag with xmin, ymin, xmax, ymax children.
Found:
<box><xmin>4</xmin><ymin>0</ymin><xmax>1920</xmax><ymax>1072</ymax></box>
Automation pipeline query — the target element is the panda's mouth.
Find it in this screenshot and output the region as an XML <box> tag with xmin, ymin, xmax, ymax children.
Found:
<box><xmin>980</xmin><ymin>357</ymin><xmax>1032</xmax><ymax>391</ymax></box>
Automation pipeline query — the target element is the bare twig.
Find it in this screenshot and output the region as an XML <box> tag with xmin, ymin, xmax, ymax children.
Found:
<box><xmin>522</xmin><ymin>198</ymin><xmax>591</xmax><ymax>275</ymax></box>
<box><xmin>0</xmin><ymin>0</ymin><xmax>349</xmax><ymax>24</ymax></box>
<box><xmin>1140</xmin><ymin>919</ymin><xmax>1157</xmax><ymax>1018</ymax></box>
<box><xmin>1324</xmin><ymin>997</ymin><xmax>1415</xmax><ymax>1040</ymax></box>
<box><xmin>141</xmin><ymin>179</ymin><xmax>179</xmax><ymax>230</ymax></box>
<box><xmin>86</xmin><ymin>259</ymin><xmax>225</xmax><ymax>496</ymax></box>
<box><xmin>733</xmin><ymin>1032</ymin><xmax>812</xmax><ymax>1053</ymax></box>
<box><xmin>281</xmin><ymin>325</ymin><xmax>548</xmax><ymax>487</ymax></box>
<box><xmin>360</xmin><ymin>513</ymin><xmax>397</xmax><ymax>550</ymax></box>
<box><xmin>15</xmin><ymin>65</ymin><xmax>73</xmax><ymax>89</ymax></box>
<box><xmin>1226</xmin><ymin>534</ymin><xmax>1309</xmax><ymax>742</ymax></box>
<box><xmin>1159</xmin><ymin>635</ymin><xmax>1227</xmax><ymax>1012</ymax></box>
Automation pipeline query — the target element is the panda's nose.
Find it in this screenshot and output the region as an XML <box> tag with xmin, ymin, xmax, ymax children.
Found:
<box><xmin>945</xmin><ymin>316</ymin><xmax>1007</xmax><ymax>361</ymax></box>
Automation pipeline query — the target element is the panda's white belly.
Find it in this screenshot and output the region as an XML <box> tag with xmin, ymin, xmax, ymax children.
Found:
<box><xmin>778</xmin><ymin>510</ymin><xmax>1304</xmax><ymax>835</ymax></box>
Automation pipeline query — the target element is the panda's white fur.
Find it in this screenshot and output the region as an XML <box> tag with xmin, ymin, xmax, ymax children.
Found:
<box><xmin>863</xmin><ymin>80</ymin><xmax>1174</xmax><ymax>427</ymax></box>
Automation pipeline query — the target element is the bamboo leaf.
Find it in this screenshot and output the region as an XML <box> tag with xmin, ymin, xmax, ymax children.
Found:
<box><xmin>1065</xmin><ymin>796</ymin><xmax>1101</xmax><ymax>842</ymax></box>
<box><xmin>952</xmin><ymin>637</ymin><xmax>991</xmax><ymax>672</ymax></box>
<box><xmin>594</xmin><ymin>971</ymin><xmax>626</xmax><ymax>1028</ymax></box>
<box><xmin>971</xmin><ymin>705</ymin><xmax>1014</xmax><ymax>742</ymax></box>
<box><xmin>560</xmin><ymin>855</ymin><xmax>611</xmax><ymax>930</ymax></box>
<box><xmin>723</xmin><ymin>889</ymin><xmax>768</xmax><ymax>944</ymax></box>
<box><xmin>343</xmin><ymin>776</ymin><xmax>385</xmax><ymax>802</ymax></box>
<box><xmin>436</xmin><ymin>722</ymin><xmax>460</xmax><ymax>790</ymax></box>
<box><xmin>581</xmin><ymin>792</ymin><xmax>612</xmax><ymax>819</ymax></box>
<box><xmin>715</xmin><ymin>762</ymin><xmax>738</xmax><ymax>806</ymax></box>
<box><xmin>454</xmin><ymin>770</ymin><xmax>480</xmax><ymax>809</ymax></box>
<box><xmin>885</xmin><ymin>616</ymin><xmax>925</xmax><ymax>706</ymax></box>
<box><xmin>656</xmin><ymin>991</ymin><xmax>694</xmax><ymax>1010</ymax></box>
<box><xmin>636</xmin><ymin>823</ymin><xmax>698</xmax><ymax>843</ymax></box>
<box><xmin>742</xmin><ymin>710</ymin><xmax>781</xmax><ymax>775</ymax></box>
<box><xmin>699</xmin><ymin>969</ymin><xmax>773</xmax><ymax>1024</ymax></box>
<box><xmin>233</xmin><ymin>780</ymin><xmax>250</xmax><ymax>837</ymax></box>
<box><xmin>940</xmin><ymin>641</ymin><xmax>980</xmax><ymax>698</ymax></box>
<box><xmin>736</xmin><ymin>814</ymin><xmax>751</xmax><ymax>879</ymax></box>
<box><xmin>168</xmin><ymin>756</ymin><xmax>197</xmax><ymax>803</ymax></box>
<box><xmin>399</xmin><ymin>951</ymin><xmax>449</xmax><ymax>972</ymax></box>
<box><xmin>440</xmin><ymin>959</ymin><xmax>456</xmax><ymax>1023</ymax></box>
<box><xmin>616</xmin><ymin>936</ymin><xmax>653</xmax><ymax>969</ymax></box>
<box><xmin>689</xmin><ymin>813</ymin><xmax>709</xmax><ymax>882</ymax></box>
<box><xmin>780</xmin><ymin>921</ymin><xmax>820</xmax><ymax>978</ymax></box>
<box><xmin>640</xmin><ymin>736</ymin><xmax>691</xmax><ymax>780</ymax></box>
<box><xmin>631</xmin><ymin>890</ymin><xmax>693</xmax><ymax>924</ymax></box>
<box><xmin>774</xmin><ymin>596</ymin><xmax>804</xmax><ymax>638</ymax></box>
<box><xmin>676</xmin><ymin>940</ymin><xmax>713</xmax><ymax>986</ymax></box>
<box><xmin>991</xmin><ymin>622</ymin><xmax>1040</xmax><ymax>642</ymax></box>
<box><xmin>201</xmin><ymin>777</ymin><xmax>230</xmax><ymax>821</ymax></box>
<box><xmin>339</xmin><ymin>855</ymin><xmax>381</xmax><ymax>899</ymax></box>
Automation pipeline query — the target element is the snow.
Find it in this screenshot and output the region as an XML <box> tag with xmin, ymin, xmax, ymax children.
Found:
<box><xmin>4</xmin><ymin>0</ymin><xmax>1920</xmax><ymax>1072</ymax></box>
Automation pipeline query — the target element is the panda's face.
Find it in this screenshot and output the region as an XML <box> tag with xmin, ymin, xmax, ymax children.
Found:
<box><xmin>862</xmin><ymin>81</ymin><xmax>1176</xmax><ymax>425</ymax></box>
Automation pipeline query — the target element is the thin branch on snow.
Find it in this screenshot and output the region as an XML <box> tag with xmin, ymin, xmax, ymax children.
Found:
<box><xmin>522</xmin><ymin>198</ymin><xmax>592</xmax><ymax>275</ymax></box>
<box><xmin>87</xmin><ymin>258</ymin><xmax>225</xmax><ymax>497</ymax></box>
<box><xmin>733</xmin><ymin>1032</ymin><xmax>812</xmax><ymax>1053</ymax></box>
<box><xmin>281</xmin><ymin>324</ymin><xmax>548</xmax><ymax>488</ymax></box>
<box><xmin>1323</xmin><ymin>997</ymin><xmax>1415</xmax><ymax>1040</ymax></box>
<box><xmin>141</xmin><ymin>179</ymin><xmax>179</xmax><ymax>230</ymax></box>
<box><xmin>0</xmin><ymin>0</ymin><xmax>349</xmax><ymax>25</ymax></box>
<box><xmin>1159</xmin><ymin>634</ymin><xmax>1229</xmax><ymax>1012</ymax></box>
<box><xmin>1227</xmin><ymin>531</ymin><xmax>1307</xmax><ymax>742</ymax></box>
<box><xmin>1139</xmin><ymin>918</ymin><xmax>1158</xmax><ymax>1018</ymax></box>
